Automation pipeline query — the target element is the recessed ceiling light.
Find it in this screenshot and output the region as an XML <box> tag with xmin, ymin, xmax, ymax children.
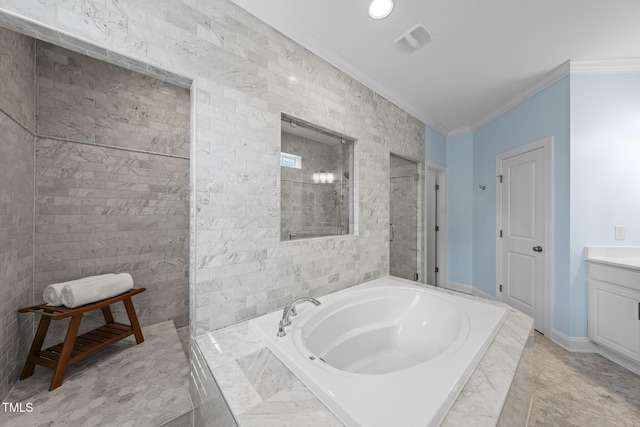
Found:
<box><xmin>368</xmin><ymin>0</ymin><xmax>394</xmax><ymax>20</ymax></box>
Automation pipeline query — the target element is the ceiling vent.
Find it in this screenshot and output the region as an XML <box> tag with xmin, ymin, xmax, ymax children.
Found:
<box><xmin>394</xmin><ymin>24</ymin><xmax>433</xmax><ymax>54</ymax></box>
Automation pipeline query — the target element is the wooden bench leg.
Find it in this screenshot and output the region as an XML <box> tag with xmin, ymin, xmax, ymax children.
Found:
<box><xmin>101</xmin><ymin>305</ymin><xmax>115</xmax><ymax>324</ymax></box>
<box><xmin>20</xmin><ymin>314</ymin><xmax>52</xmax><ymax>380</ymax></box>
<box><xmin>49</xmin><ymin>314</ymin><xmax>83</xmax><ymax>391</ymax></box>
<box><xmin>122</xmin><ymin>297</ymin><xmax>144</xmax><ymax>344</ymax></box>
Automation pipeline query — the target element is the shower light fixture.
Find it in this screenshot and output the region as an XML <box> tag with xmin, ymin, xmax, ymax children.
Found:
<box><xmin>313</xmin><ymin>170</ymin><xmax>334</xmax><ymax>184</ymax></box>
<box><xmin>368</xmin><ymin>0</ymin><xmax>394</xmax><ymax>19</ymax></box>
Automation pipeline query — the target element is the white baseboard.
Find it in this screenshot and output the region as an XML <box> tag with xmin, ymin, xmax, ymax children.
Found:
<box><xmin>445</xmin><ymin>281</ymin><xmax>472</xmax><ymax>294</ymax></box>
<box><xmin>550</xmin><ymin>329</ymin><xmax>595</xmax><ymax>352</ymax></box>
<box><xmin>550</xmin><ymin>329</ymin><xmax>640</xmax><ymax>376</ymax></box>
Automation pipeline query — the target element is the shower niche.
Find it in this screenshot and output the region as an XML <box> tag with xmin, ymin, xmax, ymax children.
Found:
<box><xmin>280</xmin><ymin>114</ymin><xmax>354</xmax><ymax>241</ymax></box>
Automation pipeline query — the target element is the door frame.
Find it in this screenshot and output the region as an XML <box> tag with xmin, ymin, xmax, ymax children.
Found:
<box><xmin>425</xmin><ymin>160</ymin><xmax>446</xmax><ymax>287</ymax></box>
<box><xmin>495</xmin><ymin>136</ymin><xmax>553</xmax><ymax>336</ymax></box>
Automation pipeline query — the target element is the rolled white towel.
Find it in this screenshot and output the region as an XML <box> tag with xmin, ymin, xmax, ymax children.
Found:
<box><xmin>43</xmin><ymin>274</ymin><xmax>114</xmax><ymax>306</ymax></box>
<box><xmin>61</xmin><ymin>273</ymin><xmax>134</xmax><ymax>308</ymax></box>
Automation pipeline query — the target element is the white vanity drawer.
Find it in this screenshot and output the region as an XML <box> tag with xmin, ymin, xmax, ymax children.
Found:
<box><xmin>589</xmin><ymin>263</ymin><xmax>640</xmax><ymax>292</ymax></box>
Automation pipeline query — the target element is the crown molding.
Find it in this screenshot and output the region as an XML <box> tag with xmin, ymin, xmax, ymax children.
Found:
<box><xmin>467</xmin><ymin>58</ymin><xmax>640</xmax><ymax>134</ymax></box>
<box><xmin>470</xmin><ymin>61</ymin><xmax>571</xmax><ymax>132</ymax></box>
<box><xmin>447</xmin><ymin>126</ymin><xmax>473</xmax><ymax>137</ymax></box>
<box><xmin>570</xmin><ymin>58</ymin><xmax>640</xmax><ymax>74</ymax></box>
<box><xmin>422</xmin><ymin>116</ymin><xmax>450</xmax><ymax>137</ymax></box>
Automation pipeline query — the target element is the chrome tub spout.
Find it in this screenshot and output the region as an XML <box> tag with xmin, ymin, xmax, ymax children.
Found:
<box><xmin>277</xmin><ymin>297</ymin><xmax>321</xmax><ymax>337</ymax></box>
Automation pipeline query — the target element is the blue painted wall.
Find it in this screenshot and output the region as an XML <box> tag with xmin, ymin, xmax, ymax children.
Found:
<box><xmin>471</xmin><ymin>77</ymin><xmax>571</xmax><ymax>334</ymax></box>
<box><xmin>433</xmin><ymin>72</ymin><xmax>640</xmax><ymax>338</ymax></box>
<box><xmin>569</xmin><ymin>72</ymin><xmax>640</xmax><ymax>337</ymax></box>
<box><xmin>426</xmin><ymin>126</ymin><xmax>446</xmax><ymax>166</ymax></box>
<box><xmin>445</xmin><ymin>132</ymin><xmax>474</xmax><ymax>285</ymax></box>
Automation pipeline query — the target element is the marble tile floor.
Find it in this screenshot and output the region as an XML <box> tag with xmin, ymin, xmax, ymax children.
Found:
<box><xmin>529</xmin><ymin>332</ymin><xmax>640</xmax><ymax>426</ymax></box>
<box><xmin>2</xmin><ymin>321</ymin><xmax>192</xmax><ymax>427</ymax></box>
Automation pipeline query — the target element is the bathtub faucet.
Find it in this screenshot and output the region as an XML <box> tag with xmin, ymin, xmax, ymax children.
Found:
<box><xmin>277</xmin><ymin>297</ymin><xmax>321</xmax><ymax>337</ymax></box>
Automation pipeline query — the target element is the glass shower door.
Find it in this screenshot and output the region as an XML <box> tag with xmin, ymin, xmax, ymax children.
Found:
<box><xmin>389</xmin><ymin>154</ymin><xmax>418</xmax><ymax>281</ymax></box>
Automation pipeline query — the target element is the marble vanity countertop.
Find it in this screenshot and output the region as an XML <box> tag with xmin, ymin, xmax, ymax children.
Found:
<box><xmin>584</xmin><ymin>246</ymin><xmax>640</xmax><ymax>271</ymax></box>
<box><xmin>196</xmin><ymin>281</ymin><xmax>534</xmax><ymax>427</ymax></box>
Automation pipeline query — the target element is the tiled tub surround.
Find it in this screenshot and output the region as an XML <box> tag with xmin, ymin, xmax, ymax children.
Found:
<box><xmin>190</xmin><ymin>336</ymin><xmax>238</xmax><ymax>427</ymax></box>
<box><xmin>280</xmin><ymin>131</ymin><xmax>350</xmax><ymax>241</ymax></box>
<box><xmin>248</xmin><ymin>277</ymin><xmax>508</xmax><ymax>426</ymax></box>
<box><xmin>0</xmin><ymin>27</ymin><xmax>36</xmax><ymax>400</ymax></box>
<box><xmin>197</xmin><ymin>279</ymin><xmax>535</xmax><ymax>426</ymax></box>
<box><xmin>34</xmin><ymin>41</ymin><xmax>190</xmax><ymax>346</ymax></box>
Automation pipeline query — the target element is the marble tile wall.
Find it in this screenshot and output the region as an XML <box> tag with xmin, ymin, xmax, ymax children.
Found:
<box><xmin>34</xmin><ymin>42</ymin><xmax>190</xmax><ymax>345</ymax></box>
<box><xmin>36</xmin><ymin>42</ymin><xmax>190</xmax><ymax>157</ymax></box>
<box><xmin>0</xmin><ymin>0</ymin><xmax>425</xmax><ymax>335</ymax></box>
<box><xmin>0</xmin><ymin>27</ymin><xmax>35</xmax><ymax>400</ymax></box>
<box><xmin>280</xmin><ymin>132</ymin><xmax>349</xmax><ymax>240</ymax></box>
<box><xmin>390</xmin><ymin>155</ymin><xmax>420</xmax><ymax>280</ymax></box>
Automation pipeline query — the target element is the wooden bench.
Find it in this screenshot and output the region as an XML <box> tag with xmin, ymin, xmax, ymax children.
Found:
<box><xmin>18</xmin><ymin>287</ymin><xmax>146</xmax><ymax>391</ymax></box>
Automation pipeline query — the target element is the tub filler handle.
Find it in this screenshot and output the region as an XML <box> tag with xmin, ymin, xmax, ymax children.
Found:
<box><xmin>277</xmin><ymin>297</ymin><xmax>321</xmax><ymax>337</ymax></box>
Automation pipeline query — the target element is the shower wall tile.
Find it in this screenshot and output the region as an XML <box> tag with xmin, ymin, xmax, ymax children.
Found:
<box><xmin>0</xmin><ymin>27</ymin><xmax>35</xmax><ymax>401</ymax></box>
<box><xmin>35</xmin><ymin>138</ymin><xmax>190</xmax><ymax>343</ymax></box>
<box><xmin>33</xmin><ymin>42</ymin><xmax>190</xmax><ymax>346</ymax></box>
<box><xmin>36</xmin><ymin>41</ymin><xmax>190</xmax><ymax>157</ymax></box>
<box><xmin>0</xmin><ymin>0</ymin><xmax>424</xmax><ymax>336</ymax></box>
<box><xmin>0</xmin><ymin>27</ymin><xmax>36</xmax><ymax>130</ymax></box>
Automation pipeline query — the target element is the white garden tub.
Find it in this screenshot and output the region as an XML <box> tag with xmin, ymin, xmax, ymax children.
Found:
<box><xmin>248</xmin><ymin>276</ymin><xmax>507</xmax><ymax>426</ymax></box>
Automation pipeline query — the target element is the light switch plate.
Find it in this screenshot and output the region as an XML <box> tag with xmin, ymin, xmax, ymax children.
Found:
<box><xmin>615</xmin><ymin>225</ymin><xmax>626</xmax><ymax>240</ymax></box>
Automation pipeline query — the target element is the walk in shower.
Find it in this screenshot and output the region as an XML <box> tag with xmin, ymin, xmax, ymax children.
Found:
<box><xmin>390</xmin><ymin>154</ymin><xmax>420</xmax><ymax>280</ymax></box>
<box><xmin>280</xmin><ymin>115</ymin><xmax>354</xmax><ymax>241</ymax></box>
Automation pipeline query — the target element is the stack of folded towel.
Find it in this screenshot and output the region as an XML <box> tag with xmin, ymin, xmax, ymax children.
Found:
<box><xmin>43</xmin><ymin>273</ymin><xmax>134</xmax><ymax>308</ymax></box>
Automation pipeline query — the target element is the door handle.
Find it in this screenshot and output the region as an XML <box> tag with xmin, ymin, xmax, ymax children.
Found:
<box><xmin>533</xmin><ymin>246</ymin><xmax>543</xmax><ymax>253</ymax></box>
<box><xmin>390</xmin><ymin>224</ymin><xmax>395</xmax><ymax>241</ymax></box>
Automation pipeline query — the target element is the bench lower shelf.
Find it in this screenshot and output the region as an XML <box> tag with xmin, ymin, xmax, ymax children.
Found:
<box><xmin>31</xmin><ymin>322</ymin><xmax>136</xmax><ymax>369</ymax></box>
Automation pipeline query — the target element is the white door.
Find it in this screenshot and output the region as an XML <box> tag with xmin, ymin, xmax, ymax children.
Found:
<box><xmin>500</xmin><ymin>145</ymin><xmax>549</xmax><ymax>333</ymax></box>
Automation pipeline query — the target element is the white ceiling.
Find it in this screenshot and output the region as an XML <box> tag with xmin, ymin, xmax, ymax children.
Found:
<box><xmin>230</xmin><ymin>0</ymin><xmax>640</xmax><ymax>135</ymax></box>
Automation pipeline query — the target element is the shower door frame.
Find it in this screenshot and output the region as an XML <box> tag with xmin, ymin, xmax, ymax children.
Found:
<box><xmin>389</xmin><ymin>153</ymin><xmax>426</xmax><ymax>284</ymax></box>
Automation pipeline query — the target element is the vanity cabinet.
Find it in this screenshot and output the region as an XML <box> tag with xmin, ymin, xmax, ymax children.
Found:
<box><xmin>588</xmin><ymin>262</ymin><xmax>640</xmax><ymax>363</ymax></box>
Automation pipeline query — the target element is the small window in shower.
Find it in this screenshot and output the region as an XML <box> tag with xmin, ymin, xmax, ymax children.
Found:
<box><xmin>280</xmin><ymin>114</ymin><xmax>354</xmax><ymax>241</ymax></box>
<box><xmin>280</xmin><ymin>152</ymin><xmax>302</xmax><ymax>169</ymax></box>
